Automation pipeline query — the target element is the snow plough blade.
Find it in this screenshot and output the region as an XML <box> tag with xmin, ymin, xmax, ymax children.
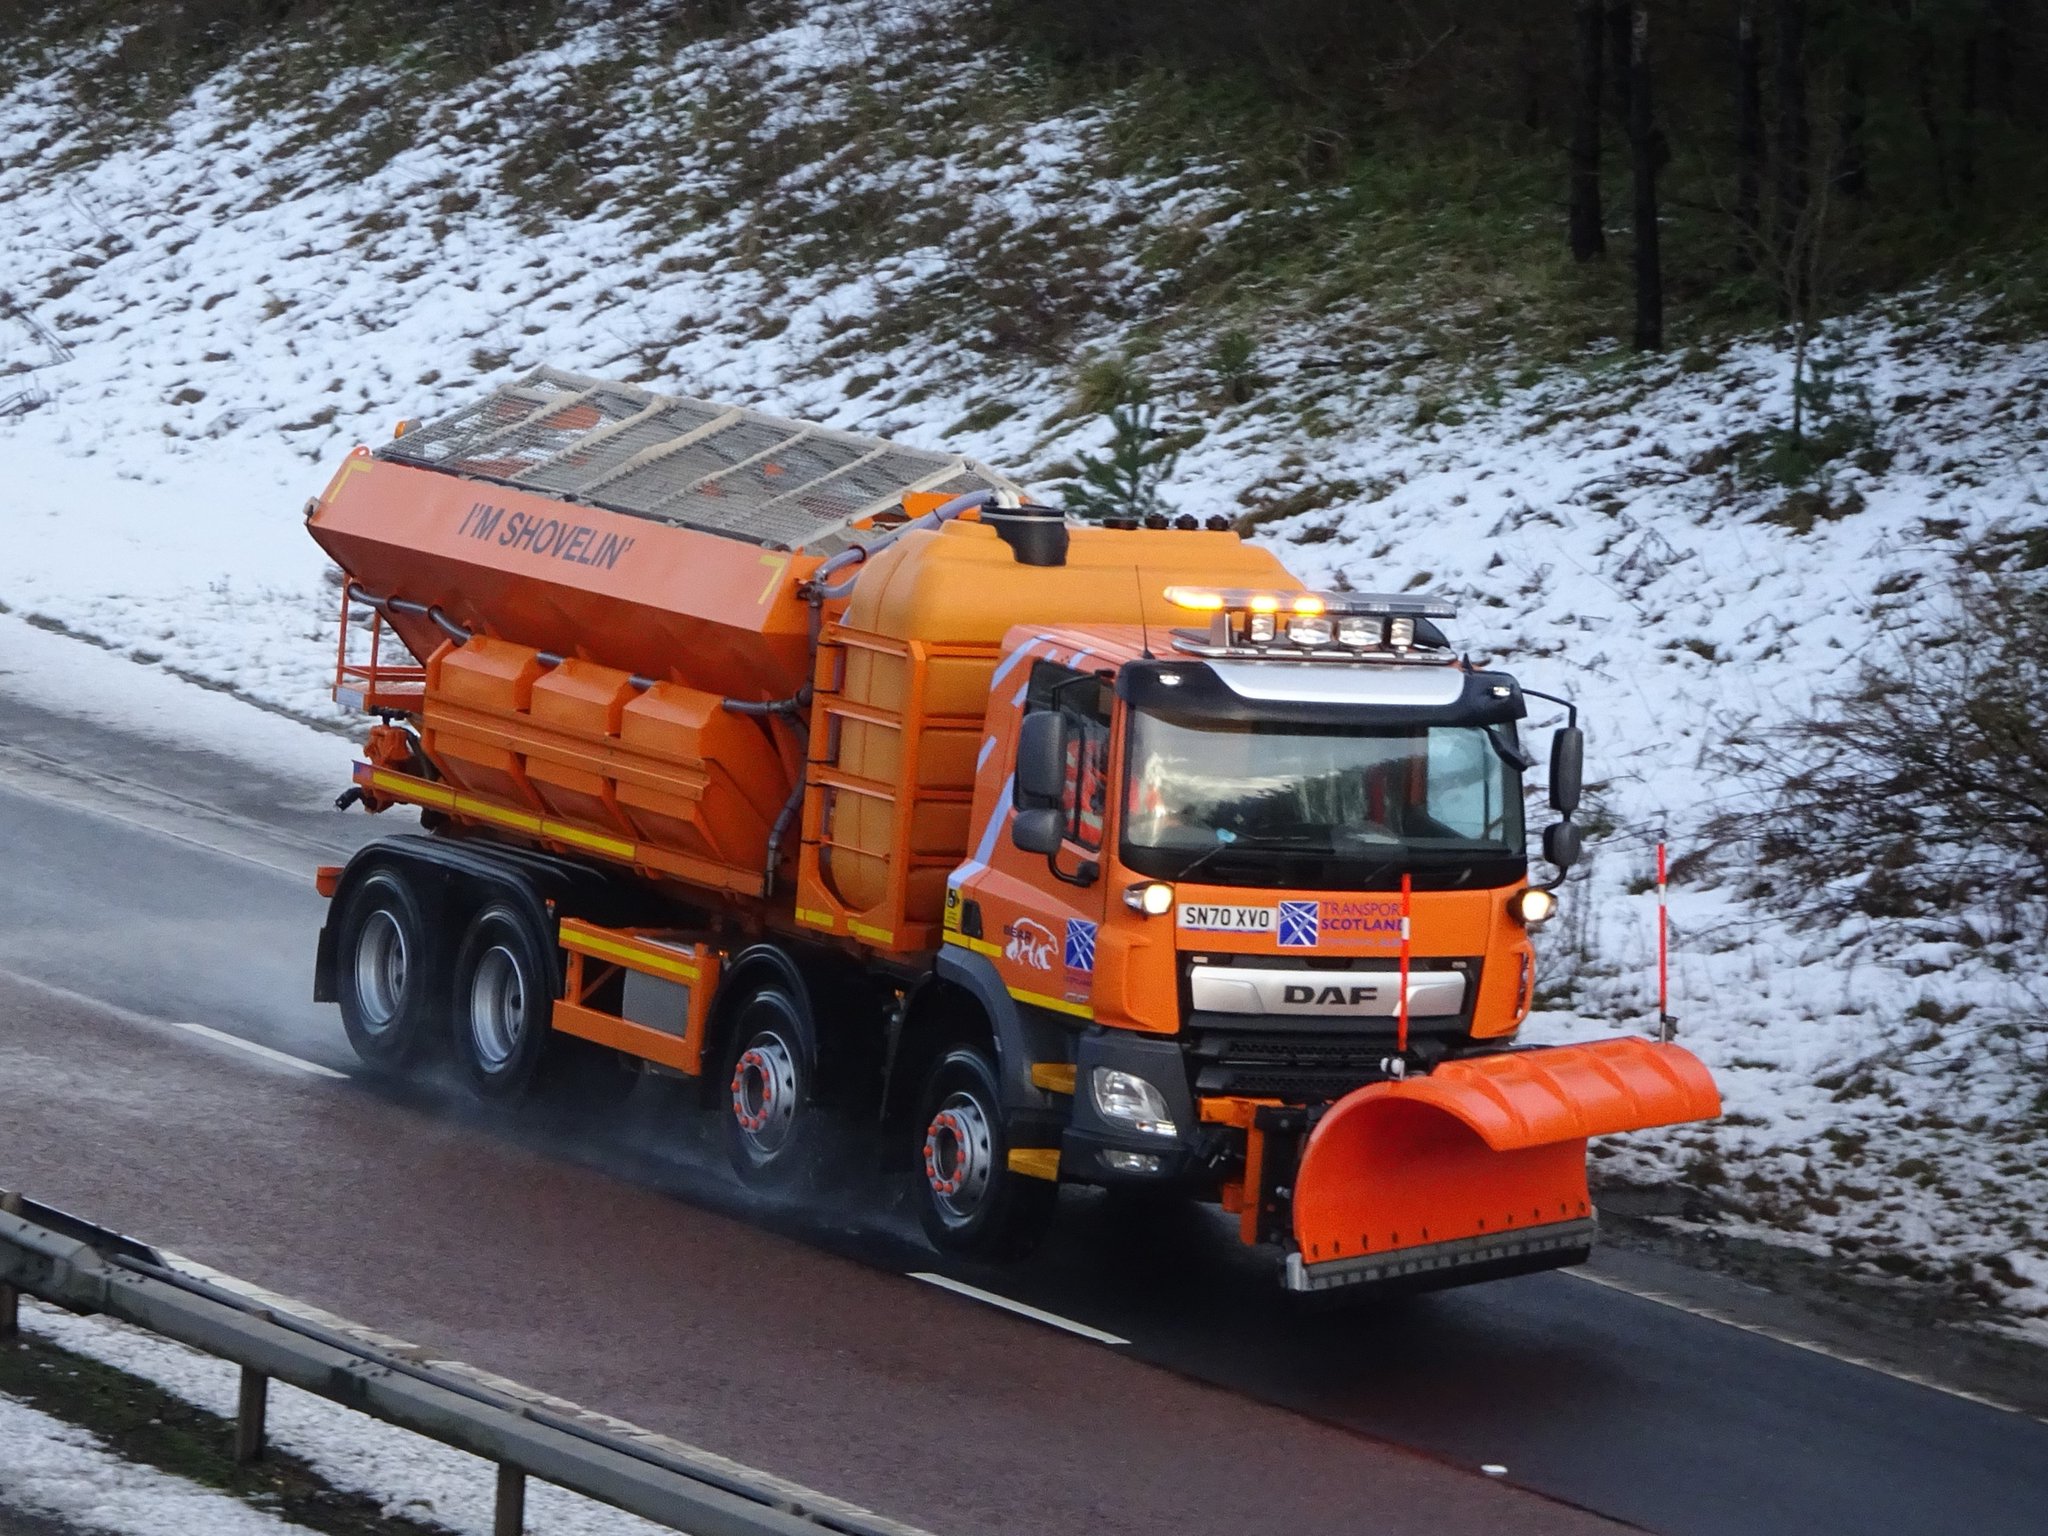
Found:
<box><xmin>1285</xmin><ymin>1037</ymin><xmax>1720</xmax><ymax>1295</ymax></box>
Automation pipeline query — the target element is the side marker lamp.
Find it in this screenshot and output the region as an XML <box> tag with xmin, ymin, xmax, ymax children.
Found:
<box><xmin>1512</xmin><ymin>887</ymin><xmax>1558</xmax><ymax>927</ymax></box>
<box><xmin>1123</xmin><ymin>880</ymin><xmax>1174</xmax><ymax>916</ymax></box>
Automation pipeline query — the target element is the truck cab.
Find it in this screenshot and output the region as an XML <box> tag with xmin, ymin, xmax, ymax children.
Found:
<box><xmin>926</xmin><ymin>586</ymin><xmax>1629</xmax><ymax>1289</ymax></box>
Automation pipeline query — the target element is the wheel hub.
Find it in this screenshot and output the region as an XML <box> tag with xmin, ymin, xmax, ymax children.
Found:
<box><xmin>730</xmin><ymin>1034</ymin><xmax>799</xmax><ymax>1156</ymax></box>
<box><xmin>923</xmin><ymin>1093</ymin><xmax>994</xmax><ymax>1221</ymax></box>
<box><xmin>353</xmin><ymin>909</ymin><xmax>408</xmax><ymax>1031</ymax></box>
<box><xmin>469</xmin><ymin>945</ymin><xmax>528</xmax><ymax>1069</ymax></box>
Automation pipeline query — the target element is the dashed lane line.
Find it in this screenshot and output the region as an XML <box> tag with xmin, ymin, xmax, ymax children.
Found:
<box><xmin>908</xmin><ymin>1272</ymin><xmax>1129</xmax><ymax>1345</ymax></box>
<box><xmin>167</xmin><ymin>1020</ymin><xmax>348</xmax><ymax>1079</ymax></box>
<box><xmin>0</xmin><ymin>968</ymin><xmax>350</xmax><ymax>1082</ymax></box>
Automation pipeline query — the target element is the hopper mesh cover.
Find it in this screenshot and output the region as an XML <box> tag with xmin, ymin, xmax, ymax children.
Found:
<box><xmin>377</xmin><ymin>366</ymin><xmax>1020</xmax><ymax>552</ymax></box>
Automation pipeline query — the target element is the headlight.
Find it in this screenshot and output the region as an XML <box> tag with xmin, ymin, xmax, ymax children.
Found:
<box><xmin>1122</xmin><ymin>880</ymin><xmax>1174</xmax><ymax>916</ymax></box>
<box><xmin>1090</xmin><ymin>1068</ymin><xmax>1177</xmax><ymax>1136</ymax></box>
<box><xmin>1286</xmin><ymin>615</ymin><xmax>1334</xmax><ymax>647</ymax></box>
<box><xmin>1512</xmin><ymin>887</ymin><xmax>1558</xmax><ymax>927</ymax></box>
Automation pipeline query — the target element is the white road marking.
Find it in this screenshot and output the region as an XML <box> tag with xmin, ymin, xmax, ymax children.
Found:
<box><xmin>1569</xmin><ymin>1268</ymin><xmax>2048</xmax><ymax>1425</ymax></box>
<box><xmin>166</xmin><ymin>1021</ymin><xmax>348</xmax><ymax>1078</ymax></box>
<box><xmin>0</xmin><ymin>966</ymin><xmax>349</xmax><ymax>1080</ymax></box>
<box><xmin>908</xmin><ymin>1272</ymin><xmax>1129</xmax><ymax>1345</ymax></box>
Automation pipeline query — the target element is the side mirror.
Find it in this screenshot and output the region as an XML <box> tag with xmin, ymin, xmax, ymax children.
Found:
<box><xmin>1549</xmin><ymin>726</ymin><xmax>1584</xmax><ymax>818</ymax></box>
<box><xmin>1542</xmin><ymin>820</ymin><xmax>1583</xmax><ymax>872</ymax></box>
<box><xmin>1011</xmin><ymin>806</ymin><xmax>1064</xmax><ymax>856</ymax></box>
<box><xmin>1016</xmin><ymin>712</ymin><xmax>1067</xmax><ymax>807</ymax></box>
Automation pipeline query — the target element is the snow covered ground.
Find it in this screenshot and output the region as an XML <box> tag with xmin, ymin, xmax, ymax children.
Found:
<box><xmin>1</xmin><ymin>1</ymin><xmax>2044</xmax><ymax>1330</ymax></box>
<box><xmin>10</xmin><ymin>1300</ymin><xmax>672</xmax><ymax>1536</ymax></box>
<box><xmin>0</xmin><ymin>1390</ymin><xmax>307</xmax><ymax>1536</ymax></box>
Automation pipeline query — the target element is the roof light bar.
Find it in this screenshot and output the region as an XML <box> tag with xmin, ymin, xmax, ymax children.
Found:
<box><xmin>1163</xmin><ymin>586</ymin><xmax>1455</xmax><ymax>620</ymax></box>
<box><xmin>1164</xmin><ymin>586</ymin><xmax>1457</xmax><ymax>663</ymax></box>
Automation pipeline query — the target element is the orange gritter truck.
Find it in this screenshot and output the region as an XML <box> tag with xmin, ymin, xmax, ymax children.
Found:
<box><xmin>306</xmin><ymin>366</ymin><xmax>1719</xmax><ymax>1294</ymax></box>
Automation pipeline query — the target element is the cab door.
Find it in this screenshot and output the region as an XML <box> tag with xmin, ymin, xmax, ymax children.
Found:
<box><xmin>947</xmin><ymin>658</ymin><xmax>1111</xmax><ymax>1022</ymax></box>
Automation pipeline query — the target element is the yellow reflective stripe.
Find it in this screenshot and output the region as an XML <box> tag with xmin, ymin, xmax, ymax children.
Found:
<box><xmin>1008</xmin><ymin>986</ymin><xmax>1094</xmax><ymax>1020</ymax></box>
<box><xmin>845</xmin><ymin>919</ymin><xmax>896</xmax><ymax>946</ymax></box>
<box><xmin>562</xmin><ymin>929</ymin><xmax>699</xmax><ymax>982</ymax></box>
<box><xmin>941</xmin><ymin>933</ymin><xmax>1003</xmax><ymax>958</ymax></box>
<box><xmin>1029</xmin><ymin>1062</ymin><xmax>1077</xmax><ymax>1095</ymax></box>
<box><xmin>1007</xmin><ymin>1148</ymin><xmax>1061</xmax><ymax>1181</ymax></box>
<box><xmin>795</xmin><ymin>907</ymin><xmax>837</xmax><ymax>929</ymax></box>
<box><xmin>369</xmin><ymin>770</ymin><xmax>634</xmax><ymax>859</ymax></box>
<box><xmin>371</xmin><ymin>768</ymin><xmax>456</xmax><ymax>810</ymax></box>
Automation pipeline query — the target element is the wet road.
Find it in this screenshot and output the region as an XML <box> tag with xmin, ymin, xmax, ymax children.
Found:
<box><xmin>3</xmin><ymin>686</ymin><xmax>2047</xmax><ymax>1536</ymax></box>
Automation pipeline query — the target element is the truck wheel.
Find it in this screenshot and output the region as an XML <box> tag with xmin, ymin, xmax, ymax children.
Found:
<box><xmin>722</xmin><ymin>983</ymin><xmax>818</xmax><ymax>1184</ymax></box>
<box><xmin>334</xmin><ymin>867</ymin><xmax>441</xmax><ymax>1072</ymax></box>
<box><xmin>912</xmin><ymin>1046</ymin><xmax>1057</xmax><ymax>1261</ymax></box>
<box><xmin>452</xmin><ymin>904</ymin><xmax>552</xmax><ymax>1099</ymax></box>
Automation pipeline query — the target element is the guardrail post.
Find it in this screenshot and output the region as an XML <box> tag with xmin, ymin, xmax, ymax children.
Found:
<box><xmin>0</xmin><ymin>1191</ymin><xmax>19</xmax><ymax>1342</ymax></box>
<box><xmin>235</xmin><ymin>1367</ymin><xmax>269</xmax><ymax>1463</ymax></box>
<box><xmin>494</xmin><ymin>1464</ymin><xmax>526</xmax><ymax>1536</ymax></box>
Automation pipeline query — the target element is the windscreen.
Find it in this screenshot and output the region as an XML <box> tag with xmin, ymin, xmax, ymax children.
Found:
<box><xmin>1122</xmin><ymin>709</ymin><xmax>1526</xmax><ymax>889</ymax></box>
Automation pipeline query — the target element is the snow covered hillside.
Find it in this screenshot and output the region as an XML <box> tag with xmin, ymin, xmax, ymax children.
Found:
<box><xmin>2</xmin><ymin>1</ymin><xmax>2044</xmax><ymax>1330</ymax></box>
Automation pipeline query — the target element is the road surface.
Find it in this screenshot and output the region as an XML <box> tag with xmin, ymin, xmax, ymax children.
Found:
<box><xmin>3</xmin><ymin>681</ymin><xmax>2046</xmax><ymax>1536</ymax></box>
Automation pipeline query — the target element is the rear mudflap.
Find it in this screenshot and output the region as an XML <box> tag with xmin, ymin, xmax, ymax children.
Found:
<box><xmin>1285</xmin><ymin>1036</ymin><xmax>1719</xmax><ymax>1294</ymax></box>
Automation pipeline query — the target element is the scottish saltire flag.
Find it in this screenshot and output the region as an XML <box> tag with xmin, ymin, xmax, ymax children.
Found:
<box><xmin>1064</xmin><ymin>918</ymin><xmax>1097</xmax><ymax>972</ymax></box>
<box><xmin>1277</xmin><ymin>900</ymin><xmax>1320</xmax><ymax>948</ymax></box>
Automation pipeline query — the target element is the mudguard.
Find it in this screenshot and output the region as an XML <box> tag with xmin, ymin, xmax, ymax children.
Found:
<box><xmin>1286</xmin><ymin>1037</ymin><xmax>1719</xmax><ymax>1293</ymax></box>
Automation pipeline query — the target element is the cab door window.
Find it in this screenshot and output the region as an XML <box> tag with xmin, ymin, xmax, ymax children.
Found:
<box><xmin>1021</xmin><ymin>661</ymin><xmax>1111</xmax><ymax>852</ymax></box>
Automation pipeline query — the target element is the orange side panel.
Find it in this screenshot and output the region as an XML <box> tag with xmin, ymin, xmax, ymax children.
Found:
<box><xmin>1292</xmin><ymin>1039</ymin><xmax>1719</xmax><ymax>1265</ymax></box>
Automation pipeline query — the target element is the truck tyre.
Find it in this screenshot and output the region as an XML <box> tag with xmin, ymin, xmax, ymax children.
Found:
<box><xmin>912</xmin><ymin>1045</ymin><xmax>1057</xmax><ymax>1261</ymax></box>
<box><xmin>721</xmin><ymin>982</ymin><xmax>819</xmax><ymax>1184</ymax></box>
<box><xmin>451</xmin><ymin>903</ymin><xmax>552</xmax><ymax>1099</ymax></box>
<box><xmin>334</xmin><ymin>867</ymin><xmax>442</xmax><ymax>1073</ymax></box>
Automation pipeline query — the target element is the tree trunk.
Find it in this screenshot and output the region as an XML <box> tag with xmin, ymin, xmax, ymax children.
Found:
<box><xmin>1630</xmin><ymin>4</ymin><xmax>1664</xmax><ymax>352</ymax></box>
<box><xmin>1736</xmin><ymin>1</ymin><xmax>1765</xmax><ymax>269</ymax></box>
<box><xmin>1958</xmin><ymin>27</ymin><xmax>1982</xmax><ymax>201</ymax></box>
<box><xmin>1569</xmin><ymin>0</ymin><xmax>1607</xmax><ymax>261</ymax></box>
<box><xmin>1836</xmin><ymin>55</ymin><xmax>1870</xmax><ymax>198</ymax></box>
<box><xmin>1772</xmin><ymin>0</ymin><xmax>1810</xmax><ymax>307</ymax></box>
<box><xmin>1606</xmin><ymin>1</ymin><xmax>1634</xmax><ymax>125</ymax></box>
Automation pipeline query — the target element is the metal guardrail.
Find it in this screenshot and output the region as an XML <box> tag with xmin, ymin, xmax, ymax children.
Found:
<box><xmin>0</xmin><ymin>1192</ymin><xmax>934</xmax><ymax>1536</ymax></box>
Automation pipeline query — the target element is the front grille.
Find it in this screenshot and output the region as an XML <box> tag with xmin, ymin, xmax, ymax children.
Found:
<box><xmin>1190</xmin><ymin>1029</ymin><xmax>1400</xmax><ymax>1101</ymax></box>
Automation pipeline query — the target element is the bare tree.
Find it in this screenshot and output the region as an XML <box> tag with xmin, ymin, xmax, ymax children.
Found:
<box><xmin>1773</xmin><ymin>0</ymin><xmax>1811</xmax><ymax>299</ymax></box>
<box><xmin>1569</xmin><ymin>0</ymin><xmax>1607</xmax><ymax>260</ymax></box>
<box><xmin>1628</xmin><ymin>4</ymin><xmax>1665</xmax><ymax>351</ymax></box>
<box><xmin>1735</xmin><ymin>0</ymin><xmax>1765</xmax><ymax>268</ymax></box>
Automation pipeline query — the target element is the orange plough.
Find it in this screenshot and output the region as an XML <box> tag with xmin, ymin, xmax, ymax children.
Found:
<box><xmin>1286</xmin><ymin>1037</ymin><xmax>1721</xmax><ymax>1293</ymax></box>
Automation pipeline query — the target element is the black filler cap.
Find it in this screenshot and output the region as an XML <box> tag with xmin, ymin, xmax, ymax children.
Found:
<box><xmin>986</xmin><ymin>503</ymin><xmax>1070</xmax><ymax>567</ymax></box>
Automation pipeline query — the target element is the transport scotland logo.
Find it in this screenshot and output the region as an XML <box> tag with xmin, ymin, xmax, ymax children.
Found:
<box><xmin>1277</xmin><ymin>900</ymin><xmax>1320</xmax><ymax>948</ymax></box>
<box><xmin>1064</xmin><ymin>918</ymin><xmax>1097</xmax><ymax>973</ymax></box>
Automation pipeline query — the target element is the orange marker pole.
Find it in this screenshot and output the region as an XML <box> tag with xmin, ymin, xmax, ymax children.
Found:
<box><xmin>1396</xmin><ymin>871</ymin><xmax>1413</xmax><ymax>1057</ymax></box>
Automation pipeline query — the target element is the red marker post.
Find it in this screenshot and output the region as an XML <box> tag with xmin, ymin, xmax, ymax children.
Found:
<box><xmin>1396</xmin><ymin>871</ymin><xmax>1413</xmax><ymax>1058</ymax></box>
<box><xmin>1656</xmin><ymin>841</ymin><xmax>1674</xmax><ymax>1042</ymax></box>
